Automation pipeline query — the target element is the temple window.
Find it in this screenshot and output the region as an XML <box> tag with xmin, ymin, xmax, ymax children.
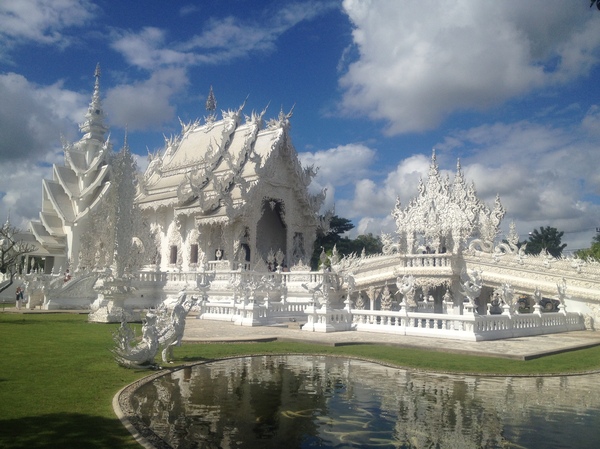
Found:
<box><xmin>169</xmin><ymin>246</ymin><xmax>178</xmax><ymax>264</ymax></box>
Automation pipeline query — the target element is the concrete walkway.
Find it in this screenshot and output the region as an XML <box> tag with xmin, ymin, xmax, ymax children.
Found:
<box><xmin>5</xmin><ymin>307</ymin><xmax>600</xmax><ymax>361</ymax></box>
<box><xmin>183</xmin><ymin>314</ymin><xmax>600</xmax><ymax>361</ymax></box>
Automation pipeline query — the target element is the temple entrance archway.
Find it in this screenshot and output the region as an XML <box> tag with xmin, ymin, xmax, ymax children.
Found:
<box><xmin>255</xmin><ymin>199</ymin><xmax>286</xmax><ymax>265</ymax></box>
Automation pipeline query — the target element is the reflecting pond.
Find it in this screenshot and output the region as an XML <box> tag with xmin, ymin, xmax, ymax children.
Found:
<box><xmin>129</xmin><ymin>355</ymin><xmax>600</xmax><ymax>448</ymax></box>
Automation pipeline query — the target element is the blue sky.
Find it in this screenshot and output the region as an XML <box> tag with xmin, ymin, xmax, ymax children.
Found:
<box><xmin>2</xmin><ymin>0</ymin><xmax>600</xmax><ymax>252</ymax></box>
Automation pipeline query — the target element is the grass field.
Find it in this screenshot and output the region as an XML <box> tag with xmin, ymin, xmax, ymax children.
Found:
<box><xmin>2</xmin><ymin>312</ymin><xmax>600</xmax><ymax>448</ymax></box>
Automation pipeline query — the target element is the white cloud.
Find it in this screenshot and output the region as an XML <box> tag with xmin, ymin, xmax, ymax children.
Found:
<box><xmin>0</xmin><ymin>72</ymin><xmax>86</xmax><ymax>229</ymax></box>
<box><xmin>0</xmin><ymin>0</ymin><xmax>97</xmax><ymax>56</ymax></box>
<box><xmin>111</xmin><ymin>1</ymin><xmax>338</xmax><ymax>69</ymax></box>
<box><xmin>581</xmin><ymin>105</ymin><xmax>600</xmax><ymax>136</ymax></box>
<box><xmin>110</xmin><ymin>27</ymin><xmax>196</xmax><ymax>71</ymax></box>
<box><xmin>299</xmin><ymin>143</ymin><xmax>376</xmax><ymax>215</ymax></box>
<box><xmin>0</xmin><ymin>161</ymin><xmax>55</xmax><ymax>228</ymax></box>
<box><xmin>0</xmin><ymin>72</ymin><xmax>86</xmax><ymax>161</ymax></box>
<box><xmin>299</xmin><ymin>143</ymin><xmax>376</xmax><ymax>187</ymax></box>
<box><xmin>335</xmin><ymin>154</ymin><xmax>431</xmax><ymax>235</ymax></box>
<box><xmin>330</xmin><ymin>115</ymin><xmax>600</xmax><ymax>250</ymax></box>
<box><xmin>339</xmin><ymin>0</ymin><xmax>600</xmax><ymax>134</ymax></box>
<box><xmin>103</xmin><ymin>68</ymin><xmax>189</xmax><ymax>131</ymax></box>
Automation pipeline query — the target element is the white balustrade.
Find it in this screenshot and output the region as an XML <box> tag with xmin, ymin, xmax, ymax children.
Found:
<box><xmin>351</xmin><ymin>309</ymin><xmax>584</xmax><ymax>341</ymax></box>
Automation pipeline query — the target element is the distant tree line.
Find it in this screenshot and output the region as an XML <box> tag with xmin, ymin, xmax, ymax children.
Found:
<box><xmin>311</xmin><ymin>215</ymin><xmax>382</xmax><ymax>269</ymax></box>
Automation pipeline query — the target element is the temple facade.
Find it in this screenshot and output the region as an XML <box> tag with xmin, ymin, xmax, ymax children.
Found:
<box><xmin>17</xmin><ymin>66</ymin><xmax>600</xmax><ymax>339</ymax></box>
<box><xmin>27</xmin><ymin>66</ymin><xmax>326</xmax><ymax>277</ymax></box>
<box><xmin>135</xmin><ymin>103</ymin><xmax>326</xmax><ymax>274</ymax></box>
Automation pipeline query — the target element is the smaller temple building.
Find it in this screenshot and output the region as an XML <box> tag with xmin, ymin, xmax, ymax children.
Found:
<box><xmin>136</xmin><ymin>98</ymin><xmax>326</xmax><ymax>274</ymax></box>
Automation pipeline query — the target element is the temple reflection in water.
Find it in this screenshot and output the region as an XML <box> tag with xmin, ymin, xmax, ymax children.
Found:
<box><xmin>129</xmin><ymin>355</ymin><xmax>600</xmax><ymax>448</ymax></box>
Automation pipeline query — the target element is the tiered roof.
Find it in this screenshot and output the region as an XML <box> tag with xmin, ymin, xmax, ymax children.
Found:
<box><xmin>136</xmin><ymin>104</ymin><xmax>324</xmax><ymax>223</ymax></box>
<box><xmin>29</xmin><ymin>64</ymin><xmax>112</xmax><ymax>258</ymax></box>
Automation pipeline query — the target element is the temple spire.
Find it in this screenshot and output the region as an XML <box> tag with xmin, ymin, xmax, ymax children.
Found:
<box><xmin>206</xmin><ymin>86</ymin><xmax>216</xmax><ymax>112</ymax></box>
<box><xmin>80</xmin><ymin>63</ymin><xmax>108</xmax><ymax>142</ymax></box>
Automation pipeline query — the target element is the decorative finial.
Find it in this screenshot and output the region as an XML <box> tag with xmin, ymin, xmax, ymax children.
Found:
<box><xmin>206</xmin><ymin>86</ymin><xmax>216</xmax><ymax>112</ymax></box>
<box><xmin>457</xmin><ymin>158</ymin><xmax>461</xmax><ymax>171</ymax></box>
<box><xmin>94</xmin><ymin>63</ymin><xmax>101</xmax><ymax>79</ymax></box>
<box><xmin>123</xmin><ymin>124</ymin><xmax>129</xmax><ymax>150</ymax></box>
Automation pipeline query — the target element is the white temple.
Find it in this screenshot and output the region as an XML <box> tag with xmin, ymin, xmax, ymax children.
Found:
<box><xmin>18</xmin><ymin>66</ymin><xmax>600</xmax><ymax>340</ymax></box>
<box><xmin>135</xmin><ymin>99</ymin><xmax>325</xmax><ymax>273</ymax></box>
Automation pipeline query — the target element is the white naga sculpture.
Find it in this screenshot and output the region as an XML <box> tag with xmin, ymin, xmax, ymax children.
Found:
<box><xmin>112</xmin><ymin>312</ymin><xmax>159</xmax><ymax>369</ymax></box>
<box><xmin>112</xmin><ymin>290</ymin><xmax>196</xmax><ymax>368</ymax></box>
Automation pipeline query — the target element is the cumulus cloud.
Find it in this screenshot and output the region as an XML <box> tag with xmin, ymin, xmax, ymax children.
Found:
<box><xmin>333</xmin><ymin>115</ymin><xmax>600</xmax><ymax>250</ymax></box>
<box><xmin>299</xmin><ymin>143</ymin><xmax>376</xmax><ymax>186</ymax></box>
<box><xmin>0</xmin><ymin>73</ymin><xmax>86</xmax><ymax>161</ymax></box>
<box><xmin>339</xmin><ymin>0</ymin><xmax>600</xmax><ymax>134</ymax></box>
<box><xmin>0</xmin><ymin>72</ymin><xmax>87</xmax><ymax>227</ymax></box>
<box><xmin>0</xmin><ymin>161</ymin><xmax>55</xmax><ymax>228</ymax></box>
<box><xmin>103</xmin><ymin>68</ymin><xmax>189</xmax><ymax>131</ymax></box>
<box><xmin>298</xmin><ymin>143</ymin><xmax>376</xmax><ymax>215</ymax></box>
<box><xmin>111</xmin><ymin>1</ymin><xmax>338</xmax><ymax>69</ymax></box>
<box><xmin>0</xmin><ymin>0</ymin><xmax>97</xmax><ymax>57</ymax></box>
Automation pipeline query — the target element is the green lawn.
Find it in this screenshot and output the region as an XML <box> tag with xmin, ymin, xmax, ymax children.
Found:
<box><xmin>1</xmin><ymin>313</ymin><xmax>600</xmax><ymax>448</ymax></box>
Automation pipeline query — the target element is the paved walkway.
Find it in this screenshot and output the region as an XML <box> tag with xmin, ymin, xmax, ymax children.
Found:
<box><xmin>183</xmin><ymin>314</ymin><xmax>600</xmax><ymax>361</ymax></box>
<box><xmin>5</xmin><ymin>307</ymin><xmax>600</xmax><ymax>361</ymax></box>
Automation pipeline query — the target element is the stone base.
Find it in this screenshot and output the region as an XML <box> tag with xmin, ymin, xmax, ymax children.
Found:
<box><xmin>302</xmin><ymin>306</ymin><xmax>353</xmax><ymax>333</ymax></box>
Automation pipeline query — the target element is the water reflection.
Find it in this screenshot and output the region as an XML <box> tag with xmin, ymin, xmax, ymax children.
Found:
<box><xmin>129</xmin><ymin>355</ymin><xmax>600</xmax><ymax>448</ymax></box>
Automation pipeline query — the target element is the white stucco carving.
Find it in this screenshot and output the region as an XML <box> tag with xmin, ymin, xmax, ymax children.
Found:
<box><xmin>21</xmin><ymin>66</ymin><xmax>600</xmax><ymax>335</ymax></box>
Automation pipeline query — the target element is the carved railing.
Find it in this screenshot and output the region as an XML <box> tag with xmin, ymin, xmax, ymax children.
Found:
<box><xmin>350</xmin><ymin>309</ymin><xmax>584</xmax><ymax>341</ymax></box>
<box><xmin>303</xmin><ymin>306</ymin><xmax>353</xmax><ymax>332</ymax></box>
<box><xmin>135</xmin><ymin>271</ymin><xmax>167</xmax><ymax>283</ymax></box>
<box><xmin>198</xmin><ymin>300</ymin><xmax>238</xmax><ymax>322</ymax></box>
<box><xmin>197</xmin><ymin>297</ymin><xmax>313</xmax><ymax>325</ymax></box>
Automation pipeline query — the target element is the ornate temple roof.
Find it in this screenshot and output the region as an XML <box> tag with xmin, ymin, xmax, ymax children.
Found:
<box><xmin>391</xmin><ymin>151</ymin><xmax>505</xmax><ymax>254</ymax></box>
<box><xmin>136</xmin><ymin>103</ymin><xmax>324</xmax><ymax>222</ymax></box>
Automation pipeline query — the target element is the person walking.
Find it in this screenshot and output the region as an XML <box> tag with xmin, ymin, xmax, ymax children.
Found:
<box><xmin>15</xmin><ymin>286</ymin><xmax>23</xmax><ymax>309</ymax></box>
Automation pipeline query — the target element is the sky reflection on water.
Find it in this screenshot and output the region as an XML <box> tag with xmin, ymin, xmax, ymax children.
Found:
<box><xmin>130</xmin><ymin>355</ymin><xmax>600</xmax><ymax>449</ymax></box>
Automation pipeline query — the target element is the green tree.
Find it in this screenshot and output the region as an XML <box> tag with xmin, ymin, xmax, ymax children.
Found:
<box><xmin>349</xmin><ymin>233</ymin><xmax>383</xmax><ymax>255</ymax></box>
<box><xmin>575</xmin><ymin>233</ymin><xmax>600</xmax><ymax>261</ymax></box>
<box><xmin>311</xmin><ymin>216</ymin><xmax>383</xmax><ymax>269</ymax></box>
<box><xmin>524</xmin><ymin>226</ymin><xmax>567</xmax><ymax>258</ymax></box>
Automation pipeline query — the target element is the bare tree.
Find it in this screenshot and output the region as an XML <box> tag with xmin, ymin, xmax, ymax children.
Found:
<box><xmin>0</xmin><ymin>221</ymin><xmax>36</xmax><ymax>294</ymax></box>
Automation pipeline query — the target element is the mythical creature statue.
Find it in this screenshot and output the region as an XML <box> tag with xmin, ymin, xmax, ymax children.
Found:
<box><xmin>112</xmin><ymin>290</ymin><xmax>197</xmax><ymax>368</ymax></box>
<box><xmin>155</xmin><ymin>290</ymin><xmax>197</xmax><ymax>363</ymax></box>
<box><xmin>112</xmin><ymin>312</ymin><xmax>160</xmax><ymax>369</ymax></box>
<box><xmin>396</xmin><ymin>274</ymin><xmax>416</xmax><ymax>307</ymax></box>
<box><xmin>381</xmin><ymin>233</ymin><xmax>402</xmax><ymax>255</ymax></box>
<box><xmin>460</xmin><ymin>269</ymin><xmax>482</xmax><ymax>305</ymax></box>
<box><xmin>556</xmin><ymin>278</ymin><xmax>568</xmax><ymax>306</ymax></box>
<box><xmin>501</xmin><ymin>283</ymin><xmax>515</xmax><ymax>312</ymax></box>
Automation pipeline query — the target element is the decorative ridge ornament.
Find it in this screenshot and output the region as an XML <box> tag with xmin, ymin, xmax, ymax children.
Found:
<box><xmin>391</xmin><ymin>150</ymin><xmax>503</xmax><ymax>255</ymax></box>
